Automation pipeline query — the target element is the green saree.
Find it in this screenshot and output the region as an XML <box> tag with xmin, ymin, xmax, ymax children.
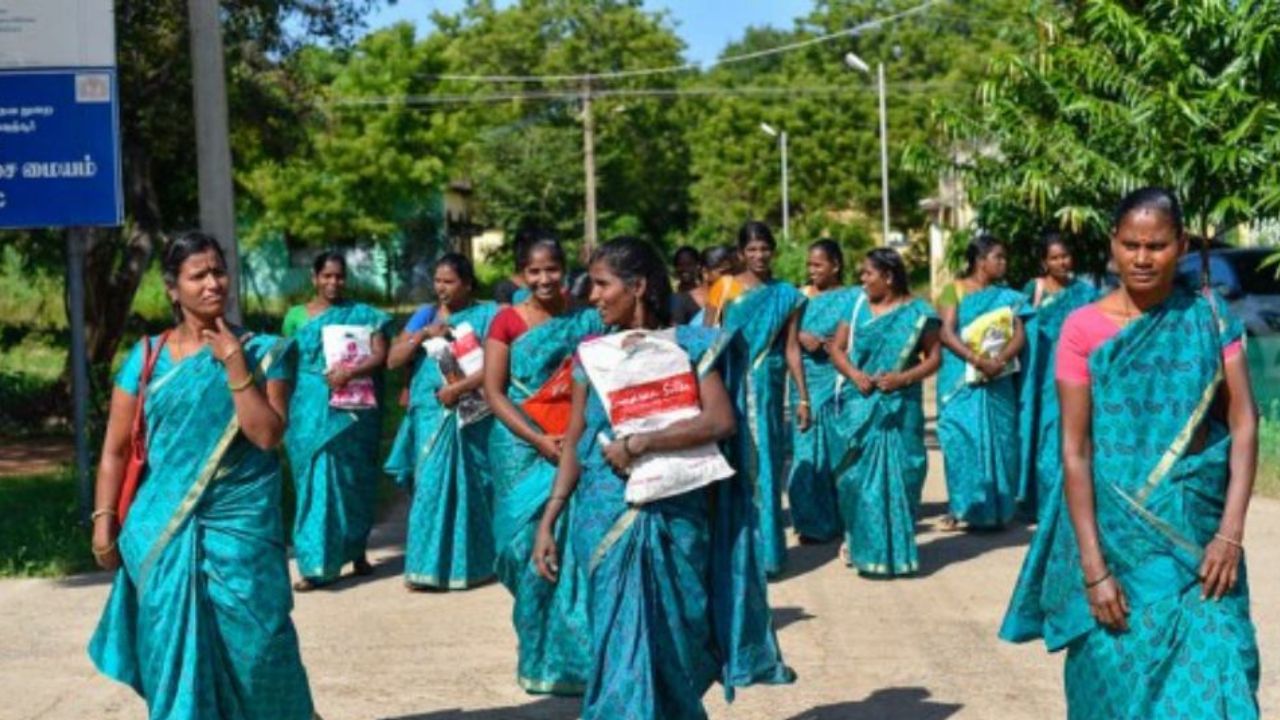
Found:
<box><xmin>786</xmin><ymin>287</ymin><xmax>855</xmax><ymax>542</ymax></box>
<box><xmin>489</xmin><ymin>307</ymin><xmax>603</xmax><ymax>694</ymax></box>
<box><xmin>826</xmin><ymin>296</ymin><xmax>937</xmax><ymax>576</ymax></box>
<box><xmin>283</xmin><ymin>301</ymin><xmax>391</xmax><ymax>583</ymax></box>
<box><xmin>89</xmin><ymin>334</ymin><xmax>314</xmax><ymax>719</ymax></box>
<box><xmin>1000</xmin><ymin>287</ymin><xmax>1259</xmax><ymax>719</ymax></box>
<box><xmin>718</xmin><ymin>280</ymin><xmax>806</xmax><ymax>575</ymax></box>
<box><xmin>384</xmin><ymin>302</ymin><xmax>500</xmax><ymax>589</ymax></box>
<box><xmin>1017</xmin><ymin>279</ymin><xmax>1098</xmax><ymax>516</ymax></box>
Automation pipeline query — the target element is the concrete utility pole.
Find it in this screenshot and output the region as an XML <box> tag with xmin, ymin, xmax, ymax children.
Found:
<box><xmin>188</xmin><ymin>0</ymin><xmax>241</xmax><ymax>322</ymax></box>
<box><xmin>581</xmin><ymin>78</ymin><xmax>598</xmax><ymax>260</ymax></box>
<box><xmin>877</xmin><ymin>61</ymin><xmax>891</xmax><ymax>246</ymax></box>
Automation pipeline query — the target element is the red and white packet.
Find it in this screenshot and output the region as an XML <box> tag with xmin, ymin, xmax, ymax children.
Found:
<box><xmin>577</xmin><ymin>329</ymin><xmax>734</xmax><ymax>504</ymax></box>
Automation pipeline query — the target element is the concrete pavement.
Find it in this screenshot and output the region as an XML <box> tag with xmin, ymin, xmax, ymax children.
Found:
<box><xmin>2</xmin><ymin>452</ymin><xmax>1276</xmax><ymax>720</ymax></box>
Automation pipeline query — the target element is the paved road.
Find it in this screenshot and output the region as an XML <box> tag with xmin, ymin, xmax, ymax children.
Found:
<box><xmin>2</xmin><ymin>452</ymin><xmax>1276</xmax><ymax>720</ymax></box>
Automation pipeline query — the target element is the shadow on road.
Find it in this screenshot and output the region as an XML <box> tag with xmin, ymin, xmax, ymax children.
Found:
<box><xmin>784</xmin><ymin>687</ymin><xmax>962</xmax><ymax>720</ymax></box>
<box><xmin>779</xmin><ymin>539</ymin><xmax>840</xmax><ymax>582</ymax></box>
<box><xmin>381</xmin><ymin>696</ymin><xmax>579</xmax><ymax>720</ymax></box>
<box><xmin>772</xmin><ymin>605</ymin><xmax>817</xmax><ymax>631</ymax></box>
<box><xmin>54</xmin><ymin>570</ymin><xmax>114</xmax><ymax>589</ymax></box>
<box><xmin>914</xmin><ymin>523</ymin><xmax>1033</xmax><ymax>579</ymax></box>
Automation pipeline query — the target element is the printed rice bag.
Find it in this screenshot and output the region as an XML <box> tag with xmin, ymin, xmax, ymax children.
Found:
<box><xmin>577</xmin><ymin>329</ymin><xmax>734</xmax><ymax>504</ymax></box>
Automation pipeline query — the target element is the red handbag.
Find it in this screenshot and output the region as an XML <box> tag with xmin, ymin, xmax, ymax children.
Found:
<box><xmin>116</xmin><ymin>331</ymin><xmax>170</xmax><ymax>521</ymax></box>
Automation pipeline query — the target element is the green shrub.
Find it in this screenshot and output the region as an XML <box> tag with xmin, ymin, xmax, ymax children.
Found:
<box><xmin>1258</xmin><ymin>401</ymin><xmax>1280</xmax><ymax>499</ymax></box>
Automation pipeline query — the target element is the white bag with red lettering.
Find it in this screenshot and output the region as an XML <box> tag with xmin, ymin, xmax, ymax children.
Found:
<box><xmin>577</xmin><ymin>329</ymin><xmax>734</xmax><ymax>504</ymax></box>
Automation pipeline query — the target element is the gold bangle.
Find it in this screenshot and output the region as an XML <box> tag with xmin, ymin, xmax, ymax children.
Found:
<box><xmin>227</xmin><ymin>375</ymin><xmax>254</xmax><ymax>392</ymax></box>
<box><xmin>91</xmin><ymin>540</ymin><xmax>117</xmax><ymax>557</ymax></box>
<box><xmin>221</xmin><ymin>346</ymin><xmax>242</xmax><ymax>362</ymax></box>
<box><xmin>797</xmin><ymin>400</ymin><xmax>811</xmax><ymax>407</ymax></box>
<box><xmin>1214</xmin><ymin>532</ymin><xmax>1244</xmax><ymax>550</ymax></box>
<box><xmin>90</xmin><ymin>509</ymin><xmax>117</xmax><ymax>522</ymax></box>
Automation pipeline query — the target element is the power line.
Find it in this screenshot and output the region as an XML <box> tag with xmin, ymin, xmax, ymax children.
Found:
<box><xmin>330</xmin><ymin>81</ymin><xmax>959</xmax><ymax>109</ymax></box>
<box><xmin>420</xmin><ymin>0</ymin><xmax>947</xmax><ymax>85</ymax></box>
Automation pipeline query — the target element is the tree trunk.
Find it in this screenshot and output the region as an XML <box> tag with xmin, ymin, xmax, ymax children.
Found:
<box><xmin>66</xmin><ymin>142</ymin><xmax>165</xmax><ymax>395</ymax></box>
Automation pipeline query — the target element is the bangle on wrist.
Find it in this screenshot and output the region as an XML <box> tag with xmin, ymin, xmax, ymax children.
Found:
<box><xmin>221</xmin><ymin>346</ymin><xmax>242</xmax><ymax>362</ymax></box>
<box><xmin>91</xmin><ymin>540</ymin><xmax>117</xmax><ymax>557</ymax></box>
<box><xmin>1214</xmin><ymin>532</ymin><xmax>1244</xmax><ymax>550</ymax></box>
<box><xmin>623</xmin><ymin>435</ymin><xmax>641</xmax><ymax>456</ymax></box>
<box><xmin>797</xmin><ymin>399</ymin><xmax>811</xmax><ymax>407</ymax></box>
<box><xmin>228</xmin><ymin>374</ymin><xmax>254</xmax><ymax>392</ymax></box>
<box><xmin>1084</xmin><ymin>569</ymin><xmax>1112</xmax><ymax>589</ymax></box>
<box><xmin>91</xmin><ymin>508</ymin><xmax>117</xmax><ymax>522</ymax></box>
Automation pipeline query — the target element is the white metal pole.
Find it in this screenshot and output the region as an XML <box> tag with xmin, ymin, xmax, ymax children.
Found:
<box><xmin>189</xmin><ymin>0</ymin><xmax>241</xmax><ymax>323</ymax></box>
<box><xmin>780</xmin><ymin>131</ymin><xmax>790</xmax><ymax>244</ymax></box>
<box><xmin>877</xmin><ymin>62</ymin><xmax>891</xmax><ymax>245</ymax></box>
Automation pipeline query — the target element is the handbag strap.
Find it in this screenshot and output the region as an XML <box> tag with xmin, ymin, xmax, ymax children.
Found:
<box><xmin>129</xmin><ymin>330</ymin><xmax>171</xmax><ymax>452</ymax></box>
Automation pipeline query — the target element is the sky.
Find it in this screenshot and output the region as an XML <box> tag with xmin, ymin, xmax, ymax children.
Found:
<box><xmin>365</xmin><ymin>1</ymin><xmax>809</xmax><ymax>65</ymax></box>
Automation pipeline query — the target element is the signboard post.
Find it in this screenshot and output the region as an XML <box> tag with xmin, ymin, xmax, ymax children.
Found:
<box><xmin>1</xmin><ymin>0</ymin><xmax>122</xmax><ymax>523</ymax></box>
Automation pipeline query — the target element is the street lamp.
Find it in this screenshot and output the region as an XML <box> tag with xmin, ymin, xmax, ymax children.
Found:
<box><xmin>760</xmin><ymin>122</ymin><xmax>790</xmax><ymax>244</ymax></box>
<box><xmin>845</xmin><ymin>51</ymin><xmax>891</xmax><ymax>245</ymax></box>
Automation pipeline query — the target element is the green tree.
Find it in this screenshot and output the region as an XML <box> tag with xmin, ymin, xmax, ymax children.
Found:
<box><xmin>912</xmin><ymin>0</ymin><xmax>1280</xmax><ymax>279</ymax></box>
<box><xmin>242</xmin><ymin>24</ymin><xmax>458</xmax><ymax>248</ymax></box>
<box><xmin>431</xmin><ymin>0</ymin><xmax>691</xmax><ymax>260</ymax></box>
<box><xmin>0</xmin><ymin>1</ymin><xmax>379</xmax><ymax>391</ymax></box>
<box><xmin>686</xmin><ymin>0</ymin><xmax>1030</xmax><ymax>247</ymax></box>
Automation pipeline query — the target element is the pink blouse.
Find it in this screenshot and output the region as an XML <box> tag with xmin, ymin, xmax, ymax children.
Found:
<box><xmin>1055</xmin><ymin>304</ymin><xmax>1242</xmax><ymax>385</ymax></box>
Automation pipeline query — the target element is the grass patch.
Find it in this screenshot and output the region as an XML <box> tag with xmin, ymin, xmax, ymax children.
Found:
<box><xmin>0</xmin><ymin>469</ymin><xmax>93</xmax><ymax>577</ymax></box>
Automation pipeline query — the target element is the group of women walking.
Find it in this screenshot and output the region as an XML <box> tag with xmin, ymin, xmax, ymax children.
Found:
<box><xmin>86</xmin><ymin>185</ymin><xmax>1261</xmax><ymax>720</ymax></box>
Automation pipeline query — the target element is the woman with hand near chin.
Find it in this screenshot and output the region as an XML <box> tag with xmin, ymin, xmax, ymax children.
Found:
<box><xmin>88</xmin><ymin>231</ymin><xmax>314</xmax><ymax>719</ymax></box>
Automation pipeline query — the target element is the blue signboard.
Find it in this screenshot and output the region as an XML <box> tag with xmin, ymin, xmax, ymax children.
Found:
<box><xmin>0</xmin><ymin>67</ymin><xmax>123</xmax><ymax>228</ymax></box>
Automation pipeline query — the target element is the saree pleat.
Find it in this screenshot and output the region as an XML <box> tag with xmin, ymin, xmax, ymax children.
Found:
<box><xmin>1000</xmin><ymin>288</ymin><xmax>1259</xmax><ymax>719</ymax></box>
<box><xmin>489</xmin><ymin>307</ymin><xmax>602</xmax><ymax>694</ymax></box>
<box><xmin>717</xmin><ymin>281</ymin><xmax>805</xmax><ymax>575</ymax></box>
<box><xmin>573</xmin><ymin>326</ymin><xmax>794</xmax><ymax>720</ymax></box>
<box><xmin>385</xmin><ymin>303</ymin><xmax>499</xmax><ymax>589</ymax></box>
<box><xmin>1016</xmin><ymin>280</ymin><xmax>1098</xmax><ymax>517</ymax></box>
<box><xmin>786</xmin><ymin>287</ymin><xmax>854</xmax><ymax>541</ymax></box>
<box><xmin>89</xmin><ymin>337</ymin><xmax>314</xmax><ymax>720</ymax></box>
<box><xmin>937</xmin><ymin>286</ymin><xmax>1028</xmax><ymax>528</ymax></box>
<box><xmin>284</xmin><ymin>302</ymin><xmax>391</xmax><ymax>583</ymax></box>
<box><xmin>826</xmin><ymin>298</ymin><xmax>936</xmax><ymax>576</ymax></box>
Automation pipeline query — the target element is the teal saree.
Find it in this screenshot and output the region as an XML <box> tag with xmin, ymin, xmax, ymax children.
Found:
<box><xmin>787</xmin><ymin>287</ymin><xmax>855</xmax><ymax>542</ymax></box>
<box><xmin>826</xmin><ymin>296</ymin><xmax>938</xmax><ymax>576</ymax></box>
<box><xmin>1017</xmin><ymin>279</ymin><xmax>1098</xmax><ymax>516</ymax></box>
<box><xmin>572</xmin><ymin>326</ymin><xmax>795</xmax><ymax>720</ymax></box>
<box><xmin>1000</xmin><ymin>288</ymin><xmax>1259</xmax><ymax>719</ymax></box>
<box><xmin>90</xmin><ymin>335</ymin><xmax>314</xmax><ymax>720</ymax></box>
<box><xmin>284</xmin><ymin>301</ymin><xmax>391</xmax><ymax>583</ymax></box>
<box><xmin>490</xmin><ymin>307</ymin><xmax>603</xmax><ymax>694</ymax></box>
<box><xmin>718</xmin><ymin>281</ymin><xmax>806</xmax><ymax>575</ymax></box>
<box><xmin>937</xmin><ymin>285</ymin><xmax>1029</xmax><ymax>528</ymax></box>
<box><xmin>384</xmin><ymin>302</ymin><xmax>500</xmax><ymax>589</ymax></box>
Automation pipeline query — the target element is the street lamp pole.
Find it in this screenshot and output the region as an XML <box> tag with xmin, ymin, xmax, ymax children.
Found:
<box><xmin>845</xmin><ymin>52</ymin><xmax>891</xmax><ymax>245</ymax></box>
<box><xmin>761</xmin><ymin>123</ymin><xmax>790</xmax><ymax>244</ymax></box>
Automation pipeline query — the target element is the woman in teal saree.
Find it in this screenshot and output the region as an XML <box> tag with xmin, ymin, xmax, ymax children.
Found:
<box><xmin>1017</xmin><ymin>233</ymin><xmax>1099</xmax><ymax>517</ymax></box>
<box><xmin>786</xmin><ymin>239</ymin><xmax>854</xmax><ymax>543</ymax></box>
<box><xmin>707</xmin><ymin>221</ymin><xmax>807</xmax><ymax>575</ymax></box>
<box><xmin>483</xmin><ymin>236</ymin><xmax>602</xmax><ymax>694</ymax></box>
<box><xmin>826</xmin><ymin>249</ymin><xmax>940</xmax><ymax>576</ymax></box>
<box><xmin>282</xmin><ymin>251</ymin><xmax>391</xmax><ymax>590</ymax></box>
<box><xmin>936</xmin><ymin>235</ymin><xmax>1029</xmax><ymax>530</ymax></box>
<box><xmin>89</xmin><ymin>233</ymin><xmax>313</xmax><ymax>719</ymax></box>
<box><xmin>385</xmin><ymin>254</ymin><xmax>498</xmax><ymax>590</ymax></box>
<box><xmin>533</xmin><ymin>237</ymin><xmax>794</xmax><ymax>720</ymax></box>
<box><xmin>1000</xmin><ymin>189</ymin><xmax>1259</xmax><ymax>719</ymax></box>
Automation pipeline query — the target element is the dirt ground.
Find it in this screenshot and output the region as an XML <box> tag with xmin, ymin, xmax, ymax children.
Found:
<box><xmin>1</xmin><ymin>450</ymin><xmax>1276</xmax><ymax>720</ymax></box>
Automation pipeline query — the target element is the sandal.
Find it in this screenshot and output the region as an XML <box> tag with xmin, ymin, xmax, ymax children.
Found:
<box><xmin>352</xmin><ymin>557</ymin><xmax>374</xmax><ymax>576</ymax></box>
<box><xmin>939</xmin><ymin>514</ymin><xmax>960</xmax><ymax>532</ymax></box>
<box><xmin>293</xmin><ymin>578</ymin><xmax>318</xmax><ymax>593</ymax></box>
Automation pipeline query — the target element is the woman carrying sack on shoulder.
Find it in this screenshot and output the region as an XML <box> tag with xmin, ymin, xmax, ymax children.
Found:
<box><xmin>88</xmin><ymin>232</ymin><xmax>314</xmax><ymax>719</ymax></box>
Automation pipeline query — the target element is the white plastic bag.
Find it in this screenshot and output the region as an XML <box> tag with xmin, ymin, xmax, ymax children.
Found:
<box><xmin>577</xmin><ymin>329</ymin><xmax>734</xmax><ymax>504</ymax></box>
<box><xmin>322</xmin><ymin>324</ymin><xmax>377</xmax><ymax>409</ymax></box>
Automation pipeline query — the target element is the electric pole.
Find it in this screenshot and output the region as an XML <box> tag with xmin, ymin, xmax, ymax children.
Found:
<box><xmin>189</xmin><ymin>0</ymin><xmax>242</xmax><ymax>322</ymax></box>
<box><xmin>582</xmin><ymin>78</ymin><xmax>598</xmax><ymax>261</ymax></box>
